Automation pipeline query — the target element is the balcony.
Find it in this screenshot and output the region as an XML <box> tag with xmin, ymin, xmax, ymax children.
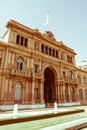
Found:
<box><xmin>59</xmin><ymin>77</ymin><xmax>78</xmax><ymax>85</ymax></box>
<box><xmin>2</xmin><ymin>68</ymin><xmax>32</xmax><ymax>78</ymax></box>
<box><xmin>32</xmin><ymin>70</ymin><xmax>41</xmax><ymax>78</ymax></box>
<box><xmin>69</xmin><ymin>78</ymin><xmax>78</xmax><ymax>85</ymax></box>
<box><xmin>11</xmin><ymin>69</ymin><xmax>32</xmax><ymax>77</ymax></box>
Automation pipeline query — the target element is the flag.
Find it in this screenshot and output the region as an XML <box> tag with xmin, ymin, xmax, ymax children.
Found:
<box><xmin>43</xmin><ymin>11</ymin><xmax>49</xmax><ymax>26</ymax></box>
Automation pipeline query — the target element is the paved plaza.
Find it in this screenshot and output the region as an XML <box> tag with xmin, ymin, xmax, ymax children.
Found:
<box><xmin>0</xmin><ymin>106</ymin><xmax>87</xmax><ymax>129</ymax></box>
<box><xmin>40</xmin><ymin>117</ymin><xmax>87</xmax><ymax>130</ymax></box>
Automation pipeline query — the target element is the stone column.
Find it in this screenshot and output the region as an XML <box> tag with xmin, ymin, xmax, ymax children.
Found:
<box><xmin>60</xmin><ymin>66</ymin><xmax>62</xmax><ymax>78</ymax></box>
<box><xmin>12</xmin><ymin>53</ymin><xmax>14</xmax><ymax>65</ymax></box>
<box><xmin>58</xmin><ymin>85</ymin><xmax>60</xmax><ymax>102</ymax></box>
<box><xmin>59</xmin><ymin>84</ymin><xmax>64</xmax><ymax>103</ymax></box>
<box><xmin>40</xmin><ymin>79</ymin><xmax>45</xmax><ymax>103</ymax></box>
<box><xmin>55</xmin><ymin>80</ymin><xmax>58</xmax><ymax>101</ymax></box>
<box><xmin>61</xmin><ymin>85</ymin><xmax>63</xmax><ymax>102</ymax></box>
<box><xmin>1</xmin><ymin>76</ymin><xmax>5</xmax><ymax>102</ymax></box>
<box><xmin>31</xmin><ymin>58</ymin><xmax>34</xmax><ymax>75</ymax></box>
<box><xmin>31</xmin><ymin>78</ymin><xmax>35</xmax><ymax>104</ymax></box>
<box><xmin>62</xmin><ymin>85</ymin><xmax>65</xmax><ymax>102</ymax></box>
<box><xmin>8</xmin><ymin>52</ymin><xmax>11</xmax><ymax>64</ymax></box>
<box><xmin>68</xmin><ymin>86</ymin><xmax>71</xmax><ymax>102</ymax></box>
<box><xmin>11</xmin><ymin>53</ymin><xmax>14</xmax><ymax>72</ymax></box>
<box><xmin>25</xmin><ymin>80</ymin><xmax>29</xmax><ymax>103</ymax></box>
<box><xmin>9</xmin><ymin>78</ymin><xmax>12</xmax><ymax>100</ymax></box>
<box><xmin>5</xmin><ymin>78</ymin><xmax>8</xmax><ymax>100</ymax></box>
<box><xmin>22</xmin><ymin>86</ymin><xmax>25</xmax><ymax>104</ymax></box>
<box><xmin>55</xmin><ymin>85</ymin><xmax>58</xmax><ymax>101</ymax></box>
<box><xmin>26</xmin><ymin>57</ymin><xmax>30</xmax><ymax>75</ymax></box>
<box><xmin>60</xmin><ymin>85</ymin><xmax>62</xmax><ymax>102</ymax></box>
<box><xmin>39</xmin><ymin>60</ymin><xmax>41</xmax><ymax>72</ymax></box>
<box><xmin>27</xmin><ymin>58</ymin><xmax>29</xmax><ymax>68</ymax></box>
<box><xmin>5</xmin><ymin>48</ymin><xmax>9</xmax><ymax>69</ymax></box>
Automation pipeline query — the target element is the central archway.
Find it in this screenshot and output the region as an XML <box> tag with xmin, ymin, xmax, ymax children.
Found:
<box><xmin>44</xmin><ymin>67</ymin><xmax>56</xmax><ymax>103</ymax></box>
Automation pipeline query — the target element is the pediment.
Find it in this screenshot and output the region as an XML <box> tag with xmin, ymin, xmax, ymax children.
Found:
<box><xmin>43</xmin><ymin>31</ymin><xmax>56</xmax><ymax>42</ymax></box>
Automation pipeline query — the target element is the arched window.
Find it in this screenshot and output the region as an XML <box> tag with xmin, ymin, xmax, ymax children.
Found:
<box><xmin>16</xmin><ymin>58</ymin><xmax>24</xmax><ymax>70</ymax></box>
<box><xmin>14</xmin><ymin>82</ymin><xmax>22</xmax><ymax>101</ymax></box>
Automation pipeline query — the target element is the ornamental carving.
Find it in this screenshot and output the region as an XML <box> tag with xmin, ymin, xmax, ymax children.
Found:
<box><xmin>43</xmin><ymin>31</ymin><xmax>56</xmax><ymax>42</ymax></box>
<box><xmin>34</xmin><ymin>42</ymin><xmax>40</xmax><ymax>51</ymax></box>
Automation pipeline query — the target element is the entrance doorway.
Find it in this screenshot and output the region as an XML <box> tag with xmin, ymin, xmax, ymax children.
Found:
<box><xmin>44</xmin><ymin>67</ymin><xmax>56</xmax><ymax>103</ymax></box>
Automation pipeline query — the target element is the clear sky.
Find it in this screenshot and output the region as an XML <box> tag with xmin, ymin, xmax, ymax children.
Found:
<box><xmin>0</xmin><ymin>0</ymin><xmax>87</xmax><ymax>65</ymax></box>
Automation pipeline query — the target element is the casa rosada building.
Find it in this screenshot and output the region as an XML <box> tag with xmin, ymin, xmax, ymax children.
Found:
<box><xmin>0</xmin><ymin>20</ymin><xmax>87</xmax><ymax>110</ymax></box>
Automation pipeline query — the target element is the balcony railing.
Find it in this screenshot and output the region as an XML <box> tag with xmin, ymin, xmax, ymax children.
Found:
<box><xmin>1</xmin><ymin>68</ymin><xmax>42</xmax><ymax>78</ymax></box>
<box><xmin>1</xmin><ymin>68</ymin><xmax>32</xmax><ymax>77</ymax></box>
<box><xmin>12</xmin><ymin>69</ymin><xmax>32</xmax><ymax>77</ymax></box>
<box><xmin>59</xmin><ymin>77</ymin><xmax>78</xmax><ymax>84</ymax></box>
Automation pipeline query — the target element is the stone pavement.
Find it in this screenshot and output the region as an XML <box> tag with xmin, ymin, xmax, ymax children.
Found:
<box><xmin>40</xmin><ymin>117</ymin><xmax>87</xmax><ymax>130</ymax></box>
<box><xmin>0</xmin><ymin>106</ymin><xmax>87</xmax><ymax>129</ymax></box>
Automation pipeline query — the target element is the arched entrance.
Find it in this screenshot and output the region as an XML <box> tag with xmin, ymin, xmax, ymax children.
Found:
<box><xmin>44</xmin><ymin>67</ymin><xmax>56</xmax><ymax>103</ymax></box>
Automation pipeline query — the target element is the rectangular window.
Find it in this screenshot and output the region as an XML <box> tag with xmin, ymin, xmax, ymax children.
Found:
<box><xmin>49</xmin><ymin>48</ymin><xmax>51</xmax><ymax>56</ymax></box>
<box><xmin>20</xmin><ymin>62</ymin><xmax>23</xmax><ymax>70</ymax></box>
<box><xmin>21</xmin><ymin>37</ymin><xmax>24</xmax><ymax>46</ymax></box>
<box><xmin>46</xmin><ymin>46</ymin><xmax>48</xmax><ymax>54</ymax></box>
<box><xmin>77</xmin><ymin>76</ymin><xmax>81</xmax><ymax>84</ymax></box>
<box><xmin>41</xmin><ymin>44</ymin><xmax>44</xmax><ymax>53</ymax></box>
<box><xmin>53</xmin><ymin>49</ymin><xmax>55</xmax><ymax>57</ymax></box>
<box><xmin>34</xmin><ymin>64</ymin><xmax>39</xmax><ymax>73</ymax></box>
<box><xmin>83</xmin><ymin>77</ymin><xmax>86</xmax><ymax>84</ymax></box>
<box><xmin>25</xmin><ymin>38</ymin><xmax>28</xmax><ymax>47</ymax></box>
<box><xmin>56</xmin><ymin>50</ymin><xmax>59</xmax><ymax>58</ymax></box>
<box><xmin>62</xmin><ymin>71</ymin><xmax>65</xmax><ymax>78</ymax></box>
<box><xmin>16</xmin><ymin>35</ymin><xmax>20</xmax><ymax>44</ymax></box>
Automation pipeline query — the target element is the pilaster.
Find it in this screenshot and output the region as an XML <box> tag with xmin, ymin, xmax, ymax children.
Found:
<box><xmin>40</xmin><ymin>78</ymin><xmax>45</xmax><ymax>103</ymax></box>
<box><xmin>31</xmin><ymin>78</ymin><xmax>35</xmax><ymax>104</ymax></box>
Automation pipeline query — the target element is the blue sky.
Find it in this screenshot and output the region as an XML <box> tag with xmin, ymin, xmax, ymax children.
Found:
<box><xmin>0</xmin><ymin>0</ymin><xmax>87</xmax><ymax>65</ymax></box>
